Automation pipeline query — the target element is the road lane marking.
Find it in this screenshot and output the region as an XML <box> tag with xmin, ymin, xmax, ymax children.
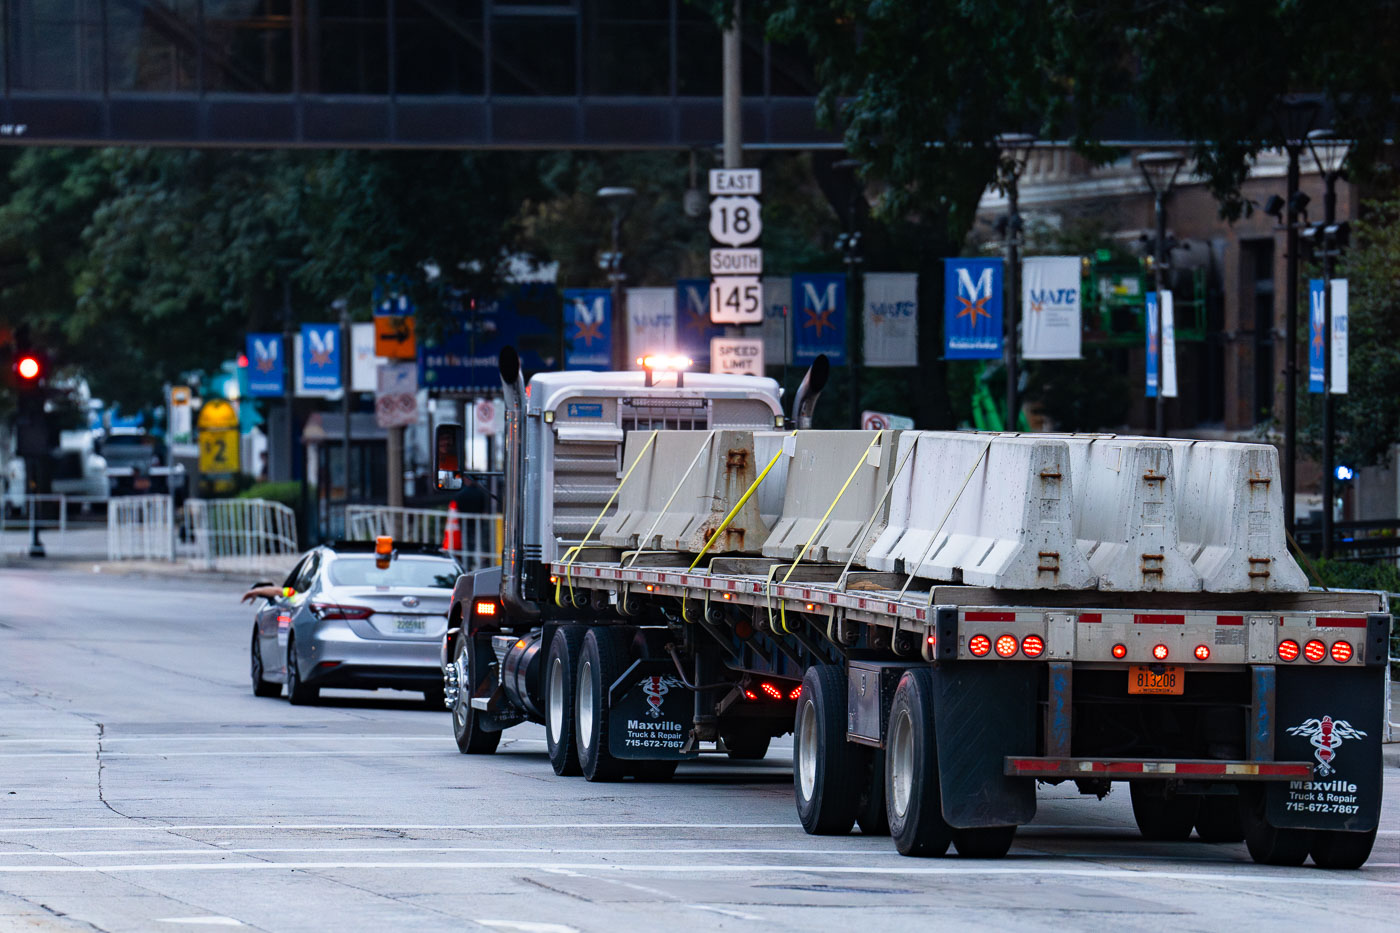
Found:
<box><xmin>157</xmin><ymin>919</ymin><xmax>245</xmax><ymax>927</ymax></box>
<box><xmin>0</xmin><ymin>822</ymin><xmax>801</xmax><ymax>834</ymax></box>
<box><xmin>0</xmin><ymin>862</ymin><xmax>1393</xmax><ymax>888</ymax></box>
<box><xmin>687</xmin><ymin>905</ymin><xmax>764</xmax><ymax>920</ymax></box>
<box><xmin>0</xmin><ymin>847</ymin><xmax>880</xmax><ymax>858</ymax></box>
<box><xmin>476</xmin><ymin>922</ymin><xmax>578</xmax><ymax>933</ymax></box>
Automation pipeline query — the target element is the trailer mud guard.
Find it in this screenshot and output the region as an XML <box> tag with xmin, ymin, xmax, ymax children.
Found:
<box><xmin>607</xmin><ymin>658</ymin><xmax>700</xmax><ymax>761</ymax></box>
<box><xmin>931</xmin><ymin>663</ymin><xmax>1037</xmax><ymax>828</ymax></box>
<box><xmin>1266</xmin><ymin>665</ymin><xmax>1383</xmax><ymax>832</ymax></box>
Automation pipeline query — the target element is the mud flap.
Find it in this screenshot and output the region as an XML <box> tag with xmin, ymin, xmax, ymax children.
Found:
<box><xmin>607</xmin><ymin>659</ymin><xmax>699</xmax><ymax>760</ymax></box>
<box><xmin>1267</xmin><ymin>665</ymin><xmax>1383</xmax><ymax>832</ymax></box>
<box><xmin>931</xmin><ymin>663</ymin><xmax>1037</xmax><ymax>829</ymax></box>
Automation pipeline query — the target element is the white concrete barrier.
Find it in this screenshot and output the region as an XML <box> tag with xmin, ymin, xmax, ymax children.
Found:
<box><xmin>1165</xmin><ymin>440</ymin><xmax>1308</xmax><ymax>592</ymax></box>
<box><xmin>864</xmin><ymin>432</ymin><xmax>1095</xmax><ymax>589</ymax></box>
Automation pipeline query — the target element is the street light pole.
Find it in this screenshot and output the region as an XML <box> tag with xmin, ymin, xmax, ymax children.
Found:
<box><xmin>995</xmin><ymin>133</ymin><xmax>1035</xmax><ymax>432</ymax></box>
<box><xmin>1137</xmin><ymin>151</ymin><xmax>1185</xmax><ymax>437</ymax></box>
<box><xmin>597</xmin><ymin>186</ymin><xmax>636</xmax><ymax>371</ymax></box>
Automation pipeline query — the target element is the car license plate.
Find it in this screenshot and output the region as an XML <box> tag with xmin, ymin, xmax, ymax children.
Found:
<box><xmin>395</xmin><ymin>616</ymin><xmax>426</xmax><ymax>633</ymax></box>
<box><xmin>1128</xmin><ymin>664</ymin><xmax>1183</xmax><ymax>695</ymax></box>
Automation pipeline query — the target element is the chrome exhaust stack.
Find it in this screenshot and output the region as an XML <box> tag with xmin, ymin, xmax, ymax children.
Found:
<box><xmin>791</xmin><ymin>354</ymin><xmax>830</xmax><ymax>429</ymax></box>
<box><xmin>498</xmin><ymin>347</ymin><xmax>540</xmax><ymax>620</ymax></box>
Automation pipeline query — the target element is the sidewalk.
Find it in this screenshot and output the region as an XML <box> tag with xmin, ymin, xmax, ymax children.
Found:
<box><xmin>0</xmin><ymin>556</ymin><xmax>275</xmax><ymax>585</ymax></box>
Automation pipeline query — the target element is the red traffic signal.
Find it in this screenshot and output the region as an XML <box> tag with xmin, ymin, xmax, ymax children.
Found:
<box><xmin>16</xmin><ymin>354</ymin><xmax>41</xmax><ymax>381</ymax></box>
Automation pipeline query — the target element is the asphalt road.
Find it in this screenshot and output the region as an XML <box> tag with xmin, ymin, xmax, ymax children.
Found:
<box><xmin>1</xmin><ymin>566</ymin><xmax>1397</xmax><ymax>933</ymax></box>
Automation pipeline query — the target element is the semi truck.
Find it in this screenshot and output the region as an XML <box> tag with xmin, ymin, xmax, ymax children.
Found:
<box><xmin>433</xmin><ymin>347</ymin><xmax>1388</xmax><ymax>868</ymax></box>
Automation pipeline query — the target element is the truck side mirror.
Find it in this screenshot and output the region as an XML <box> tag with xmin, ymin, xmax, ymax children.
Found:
<box><xmin>435</xmin><ymin>423</ymin><xmax>464</xmax><ymax>491</ymax></box>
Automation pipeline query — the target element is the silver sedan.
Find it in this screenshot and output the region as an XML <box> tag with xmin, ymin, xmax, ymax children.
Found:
<box><xmin>247</xmin><ymin>542</ymin><xmax>461</xmax><ymax>706</ymax></box>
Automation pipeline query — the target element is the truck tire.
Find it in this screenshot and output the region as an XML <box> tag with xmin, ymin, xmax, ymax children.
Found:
<box><xmin>1240</xmin><ymin>786</ymin><xmax>1310</xmax><ymax>866</ymax></box>
<box><xmin>1129</xmin><ymin>782</ymin><xmax>1198</xmax><ymax>841</ymax></box>
<box><xmin>632</xmin><ymin>760</ymin><xmax>679</xmax><ymax>782</ymax></box>
<box><xmin>793</xmin><ymin>664</ymin><xmax>859</xmax><ymax>836</ymax></box>
<box><xmin>855</xmin><ymin>747</ymin><xmax>890</xmax><ymax>836</ymax></box>
<box><xmin>952</xmin><ymin>825</ymin><xmax>1017</xmax><ymax>858</ymax></box>
<box><xmin>250</xmin><ymin>627</ymin><xmax>280</xmax><ymax>698</ymax></box>
<box><xmin>284</xmin><ymin>635</ymin><xmax>319</xmax><ymax>706</ymax></box>
<box><xmin>576</xmin><ymin>627</ymin><xmax>629</xmax><ymax>782</ymax></box>
<box><xmin>545</xmin><ymin>626</ymin><xmax>586</xmax><ymax>776</ymax></box>
<box><xmin>1309</xmin><ymin>828</ymin><xmax>1377</xmax><ymax>870</ymax></box>
<box><xmin>721</xmin><ymin>725</ymin><xmax>771</xmax><ymax>761</ymax></box>
<box><xmin>884</xmin><ymin>668</ymin><xmax>952</xmax><ymax>856</ymax></box>
<box><xmin>452</xmin><ymin>635</ymin><xmax>501</xmax><ymax>755</ymax></box>
<box><xmin>1194</xmin><ymin>794</ymin><xmax>1245</xmax><ymax>843</ymax></box>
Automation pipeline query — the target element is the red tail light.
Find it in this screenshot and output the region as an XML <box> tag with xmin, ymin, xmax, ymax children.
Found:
<box><xmin>788</xmin><ymin>685</ymin><xmax>802</xmax><ymax>700</ymax></box>
<box><xmin>1151</xmin><ymin>644</ymin><xmax>1169</xmax><ymax>661</ymax></box>
<box><xmin>994</xmin><ymin>635</ymin><xmax>1018</xmax><ymax>658</ymax></box>
<box><xmin>1304</xmin><ymin>639</ymin><xmax>1326</xmax><ymax>663</ymax></box>
<box><xmin>760</xmin><ymin>682</ymin><xmax>783</xmax><ymax>700</ymax></box>
<box><xmin>309</xmin><ymin>602</ymin><xmax>373</xmax><ymax>620</ymax></box>
<box><xmin>968</xmin><ymin>634</ymin><xmax>992</xmax><ymax>657</ymax></box>
<box><xmin>1330</xmin><ymin>641</ymin><xmax>1353</xmax><ymax>663</ymax></box>
<box><xmin>1111</xmin><ymin>643</ymin><xmax>1127</xmax><ymax>659</ymax></box>
<box><xmin>1020</xmin><ymin>634</ymin><xmax>1045</xmax><ymax>658</ymax></box>
<box><xmin>744</xmin><ymin>689</ymin><xmax>758</xmax><ymax>700</ymax></box>
<box><xmin>474</xmin><ymin>600</ymin><xmax>498</xmax><ymax>617</ymax></box>
<box><xmin>1277</xmin><ymin>639</ymin><xmax>1300</xmax><ymax>662</ymax></box>
<box><xmin>1194</xmin><ymin>645</ymin><xmax>1210</xmax><ymax>661</ymax></box>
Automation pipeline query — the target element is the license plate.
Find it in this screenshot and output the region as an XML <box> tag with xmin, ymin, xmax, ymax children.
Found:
<box><xmin>1129</xmin><ymin>664</ymin><xmax>1184</xmax><ymax>695</ymax></box>
<box><xmin>395</xmin><ymin>616</ymin><xmax>426</xmax><ymax>633</ymax></box>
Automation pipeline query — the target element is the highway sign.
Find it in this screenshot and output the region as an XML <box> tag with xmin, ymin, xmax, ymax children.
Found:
<box><xmin>374</xmin><ymin>314</ymin><xmax>416</xmax><ymax>359</ymax></box>
<box><xmin>710</xmin><ymin>276</ymin><xmax>763</xmax><ymax>324</ymax></box>
<box><xmin>710</xmin><ymin>248</ymin><xmax>763</xmax><ymax>275</ymax></box>
<box><xmin>860</xmin><ymin>410</ymin><xmax>915</xmax><ymax>431</ymax></box>
<box><xmin>709</xmin><ymin>168</ymin><xmax>761</xmax><ymax>195</ymax></box>
<box><xmin>708</xmin><ymin>195</ymin><xmax>762</xmax><ymax>247</ymax></box>
<box><xmin>710</xmin><ymin>338</ymin><xmax>764</xmax><ymax>376</ymax></box>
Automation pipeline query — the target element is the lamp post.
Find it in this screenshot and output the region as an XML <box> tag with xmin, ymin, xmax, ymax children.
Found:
<box><xmin>1307</xmin><ymin>129</ymin><xmax>1352</xmax><ymax>559</ymax></box>
<box><xmin>995</xmin><ymin>132</ymin><xmax>1035</xmax><ymax>431</ymax></box>
<box><xmin>1137</xmin><ymin>150</ymin><xmax>1186</xmax><ymax>436</ymax></box>
<box><xmin>597</xmin><ymin>186</ymin><xmax>636</xmax><ymax>371</ymax></box>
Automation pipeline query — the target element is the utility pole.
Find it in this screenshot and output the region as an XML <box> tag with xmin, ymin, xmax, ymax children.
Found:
<box><xmin>1282</xmin><ymin>143</ymin><xmax>1303</xmax><ymax>535</ymax></box>
<box><xmin>722</xmin><ymin>1</ymin><xmax>741</xmax><ymax>171</ymax></box>
<box><xmin>338</xmin><ymin>300</ymin><xmax>352</xmax><ymax>524</ymax></box>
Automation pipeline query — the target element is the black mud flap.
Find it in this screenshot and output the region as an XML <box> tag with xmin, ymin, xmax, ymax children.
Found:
<box><xmin>1267</xmin><ymin>665</ymin><xmax>1383</xmax><ymax>832</ymax></box>
<box><xmin>931</xmin><ymin>663</ymin><xmax>1037</xmax><ymax>829</ymax></box>
<box><xmin>607</xmin><ymin>659</ymin><xmax>699</xmax><ymax>761</ymax></box>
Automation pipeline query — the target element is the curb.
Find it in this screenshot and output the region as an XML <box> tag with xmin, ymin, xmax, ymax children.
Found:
<box><xmin>0</xmin><ymin>558</ymin><xmax>273</xmax><ymax>585</ymax></box>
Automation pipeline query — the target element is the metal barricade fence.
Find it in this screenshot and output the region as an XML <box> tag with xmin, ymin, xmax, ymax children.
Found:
<box><xmin>106</xmin><ymin>495</ymin><xmax>174</xmax><ymax>561</ymax></box>
<box><xmin>182</xmin><ymin>498</ymin><xmax>299</xmax><ymax>574</ymax></box>
<box><xmin>344</xmin><ymin>505</ymin><xmax>501</xmax><ymax>571</ymax></box>
<box><xmin>1</xmin><ymin>494</ymin><xmax>111</xmax><ymax>558</ymax></box>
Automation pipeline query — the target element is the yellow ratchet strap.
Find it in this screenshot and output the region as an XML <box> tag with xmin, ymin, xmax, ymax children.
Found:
<box><xmin>556</xmin><ymin>430</ymin><xmax>659</xmax><ymax>607</ymax></box>
<box><xmin>772</xmin><ymin>431</ymin><xmax>883</xmax><ymax>634</ymax></box>
<box><xmin>897</xmin><ymin>434</ymin><xmax>995</xmax><ymax>602</ymax></box>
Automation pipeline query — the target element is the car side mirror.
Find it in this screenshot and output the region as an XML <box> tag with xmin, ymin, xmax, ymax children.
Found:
<box><xmin>435</xmin><ymin>423</ymin><xmax>464</xmax><ymax>491</ymax></box>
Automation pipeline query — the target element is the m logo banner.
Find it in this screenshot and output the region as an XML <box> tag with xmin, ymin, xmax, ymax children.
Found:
<box><xmin>246</xmin><ymin>333</ymin><xmax>284</xmax><ymax>397</ymax></box>
<box><xmin>564</xmin><ymin>288</ymin><xmax>612</xmax><ymax>371</ymax></box>
<box><xmin>1145</xmin><ymin>291</ymin><xmax>1177</xmax><ymax>398</ymax></box>
<box><xmin>1309</xmin><ymin>279</ymin><xmax>1348</xmax><ymax>394</ymax></box>
<box><xmin>943</xmin><ymin>258</ymin><xmax>1002</xmax><ymax>359</ymax></box>
<box><xmin>300</xmin><ymin>324</ymin><xmax>341</xmax><ymax>391</ymax></box>
<box><xmin>675</xmin><ymin>279</ymin><xmax>725</xmax><ymax>366</ymax></box>
<box><xmin>1021</xmin><ymin>257</ymin><xmax>1082</xmax><ymax>360</ymax></box>
<box><xmin>792</xmin><ymin>273</ymin><xmax>846</xmax><ymax>364</ymax></box>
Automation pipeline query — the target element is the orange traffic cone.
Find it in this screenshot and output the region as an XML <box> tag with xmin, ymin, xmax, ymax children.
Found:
<box><xmin>443</xmin><ymin>501</ymin><xmax>463</xmax><ymax>551</ymax></box>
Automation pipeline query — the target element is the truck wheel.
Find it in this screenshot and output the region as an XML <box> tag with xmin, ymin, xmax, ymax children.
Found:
<box><xmin>545</xmin><ymin>626</ymin><xmax>586</xmax><ymax>776</ymax></box>
<box><xmin>576</xmin><ymin>627</ymin><xmax>628</xmax><ymax>782</ymax></box>
<box><xmin>632</xmin><ymin>760</ymin><xmax>679</xmax><ymax>782</ymax></box>
<box><xmin>884</xmin><ymin>668</ymin><xmax>952</xmax><ymax>856</ymax></box>
<box><xmin>451</xmin><ymin>635</ymin><xmax>501</xmax><ymax>755</ymax></box>
<box><xmin>952</xmin><ymin>825</ymin><xmax>1017</xmax><ymax>858</ymax></box>
<box><xmin>284</xmin><ymin>635</ymin><xmax>319</xmax><ymax>706</ymax></box>
<box><xmin>1194</xmin><ymin>794</ymin><xmax>1244</xmax><ymax>843</ymax></box>
<box><xmin>250</xmin><ymin>627</ymin><xmax>280</xmax><ymax>698</ymax></box>
<box><xmin>1310</xmin><ymin>828</ymin><xmax>1377</xmax><ymax>870</ymax></box>
<box><xmin>855</xmin><ymin>747</ymin><xmax>890</xmax><ymax>836</ymax></box>
<box><xmin>793</xmin><ymin>664</ymin><xmax>859</xmax><ymax>836</ymax></box>
<box><xmin>1240</xmin><ymin>786</ymin><xmax>1310</xmax><ymax>866</ymax></box>
<box><xmin>721</xmin><ymin>725</ymin><xmax>771</xmax><ymax>761</ymax></box>
<box><xmin>1129</xmin><ymin>783</ymin><xmax>1198</xmax><ymax>841</ymax></box>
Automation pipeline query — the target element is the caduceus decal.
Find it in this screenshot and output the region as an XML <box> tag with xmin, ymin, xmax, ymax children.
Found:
<box><xmin>1287</xmin><ymin>715</ymin><xmax>1367</xmax><ymax>777</ymax></box>
<box><xmin>643</xmin><ymin>675</ymin><xmax>668</xmax><ymax>719</ymax></box>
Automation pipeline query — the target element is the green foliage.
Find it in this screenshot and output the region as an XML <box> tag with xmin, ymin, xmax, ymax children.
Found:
<box><xmin>1306</xmin><ymin>557</ymin><xmax>1400</xmax><ymax>670</ymax></box>
<box><xmin>237</xmin><ymin>481</ymin><xmax>308</xmax><ymax>511</ymax></box>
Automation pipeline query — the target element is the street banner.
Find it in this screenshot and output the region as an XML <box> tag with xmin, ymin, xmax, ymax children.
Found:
<box><xmin>1331</xmin><ymin>279</ymin><xmax>1348</xmax><ymax>394</ymax></box>
<box><xmin>863</xmin><ymin>272</ymin><xmax>919</xmax><ymax>367</ymax></box>
<box><xmin>1160</xmin><ymin>290</ymin><xmax>1178</xmax><ymax>399</ymax></box>
<box><xmin>943</xmin><ymin>258</ymin><xmax>1002</xmax><ymax>360</ymax></box>
<box><xmin>563</xmin><ymin>288</ymin><xmax>612</xmax><ymax>371</ymax></box>
<box><xmin>762</xmin><ymin>276</ymin><xmax>792</xmax><ymax>365</ymax></box>
<box><xmin>300</xmin><ymin>323</ymin><xmax>341</xmax><ymax>391</ymax></box>
<box><xmin>246</xmin><ymin>333</ymin><xmax>284</xmax><ymax>397</ymax></box>
<box><xmin>1021</xmin><ymin>257</ymin><xmax>1082</xmax><ymax>360</ymax></box>
<box><xmin>374</xmin><ymin>362</ymin><xmax>418</xmax><ymax>429</ymax></box>
<box><xmin>1309</xmin><ymin>278</ymin><xmax>1326</xmax><ymax>394</ymax></box>
<box><xmin>1145</xmin><ymin>292</ymin><xmax>1159</xmax><ymax>398</ymax></box>
<box><xmin>351</xmin><ymin>322</ymin><xmax>377</xmax><ymax>392</ymax></box>
<box><xmin>675</xmin><ymin>279</ymin><xmax>725</xmax><ymax>367</ymax></box>
<box><xmin>626</xmin><ymin>287</ymin><xmax>676</xmax><ymax>368</ymax></box>
<box><xmin>793</xmin><ymin>273</ymin><xmax>846</xmax><ymax>365</ymax></box>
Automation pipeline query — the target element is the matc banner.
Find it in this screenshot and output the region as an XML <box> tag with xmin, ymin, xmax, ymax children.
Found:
<box><xmin>1021</xmin><ymin>256</ymin><xmax>1082</xmax><ymax>360</ymax></box>
<box><xmin>863</xmin><ymin>272</ymin><xmax>918</xmax><ymax>367</ymax></box>
<box><xmin>626</xmin><ymin>287</ymin><xmax>676</xmax><ymax>368</ymax></box>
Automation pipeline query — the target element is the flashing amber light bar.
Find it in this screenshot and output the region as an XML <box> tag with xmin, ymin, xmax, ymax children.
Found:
<box><xmin>636</xmin><ymin>354</ymin><xmax>693</xmax><ymax>371</ymax></box>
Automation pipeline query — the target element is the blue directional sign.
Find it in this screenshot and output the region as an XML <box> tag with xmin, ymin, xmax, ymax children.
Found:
<box><xmin>1145</xmin><ymin>291</ymin><xmax>1159</xmax><ymax>398</ymax></box>
<box><xmin>675</xmin><ymin>278</ymin><xmax>725</xmax><ymax>366</ymax></box>
<box><xmin>1309</xmin><ymin>278</ymin><xmax>1326</xmax><ymax>393</ymax></box>
<box><xmin>943</xmin><ymin>258</ymin><xmax>1003</xmax><ymax>360</ymax></box>
<box><xmin>792</xmin><ymin>273</ymin><xmax>846</xmax><ymax>364</ymax></box>
<box><xmin>245</xmin><ymin>333</ymin><xmax>284</xmax><ymax>397</ymax></box>
<box><xmin>563</xmin><ymin>288</ymin><xmax>612</xmax><ymax>370</ymax></box>
<box><xmin>418</xmin><ymin>286</ymin><xmax>560</xmax><ymax>394</ymax></box>
<box><xmin>300</xmin><ymin>323</ymin><xmax>341</xmax><ymax>391</ymax></box>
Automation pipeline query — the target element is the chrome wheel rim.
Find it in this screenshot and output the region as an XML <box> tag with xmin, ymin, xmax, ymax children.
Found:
<box><xmin>797</xmin><ymin>698</ymin><xmax>817</xmax><ymax>801</ymax></box>
<box><xmin>889</xmin><ymin>707</ymin><xmax>915</xmax><ymax>819</ymax></box>
<box><xmin>577</xmin><ymin>658</ymin><xmax>594</xmax><ymax>751</ymax></box>
<box><xmin>548</xmin><ymin>656</ymin><xmax>565</xmax><ymax>745</ymax></box>
<box><xmin>453</xmin><ymin>643</ymin><xmax>470</xmax><ymax>728</ymax></box>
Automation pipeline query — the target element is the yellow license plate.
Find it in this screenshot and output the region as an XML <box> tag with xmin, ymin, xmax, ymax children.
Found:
<box><xmin>1128</xmin><ymin>664</ymin><xmax>1184</xmax><ymax>695</ymax></box>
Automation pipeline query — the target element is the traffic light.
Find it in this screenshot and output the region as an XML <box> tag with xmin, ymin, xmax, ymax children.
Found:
<box><xmin>15</xmin><ymin>352</ymin><xmax>41</xmax><ymax>383</ymax></box>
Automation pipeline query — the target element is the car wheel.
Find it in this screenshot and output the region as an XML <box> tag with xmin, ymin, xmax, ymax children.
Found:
<box><xmin>250</xmin><ymin>626</ymin><xmax>280</xmax><ymax>698</ymax></box>
<box><xmin>576</xmin><ymin>627</ymin><xmax>628</xmax><ymax>782</ymax></box>
<box><xmin>545</xmin><ymin>626</ymin><xmax>586</xmax><ymax>776</ymax></box>
<box><xmin>284</xmin><ymin>635</ymin><xmax>319</xmax><ymax>706</ymax></box>
<box><xmin>452</xmin><ymin>635</ymin><xmax>502</xmax><ymax>754</ymax></box>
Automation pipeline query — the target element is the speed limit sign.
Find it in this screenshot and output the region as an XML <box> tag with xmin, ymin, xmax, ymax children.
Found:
<box><xmin>710</xmin><ymin>276</ymin><xmax>763</xmax><ymax>324</ymax></box>
<box><xmin>708</xmin><ymin>195</ymin><xmax>762</xmax><ymax>247</ymax></box>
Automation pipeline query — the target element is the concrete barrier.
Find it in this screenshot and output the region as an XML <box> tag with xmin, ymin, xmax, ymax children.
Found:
<box><xmin>1165</xmin><ymin>439</ymin><xmax>1308</xmax><ymax>592</ymax></box>
<box><xmin>864</xmin><ymin>432</ymin><xmax>1095</xmax><ymax>589</ymax></box>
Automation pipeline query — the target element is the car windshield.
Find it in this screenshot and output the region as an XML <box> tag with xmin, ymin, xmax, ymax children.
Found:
<box><xmin>326</xmin><ymin>555</ymin><xmax>460</xmax><ymax>589</ymax></box>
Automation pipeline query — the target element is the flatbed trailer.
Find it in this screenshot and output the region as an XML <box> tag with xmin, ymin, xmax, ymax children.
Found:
<box><xmin>434</xmin><ymin>350</ymin><xmax>1389</xmax><ymax>869</ymax></box>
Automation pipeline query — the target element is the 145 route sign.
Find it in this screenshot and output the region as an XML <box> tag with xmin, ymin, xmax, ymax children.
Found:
<box><xmin>708</xmin><ymin>168</ymin><xmax>764</xmax><ymax>325</ymax></box>
<box><xmin>710</xmin><ymin>276</ymin><xmax>762</xmax><ymax>325</ymax></box>
<box><xmin>708</xmin><ymin>195</ymin><xmax>762</xmax><ymax>247</ymax></box>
